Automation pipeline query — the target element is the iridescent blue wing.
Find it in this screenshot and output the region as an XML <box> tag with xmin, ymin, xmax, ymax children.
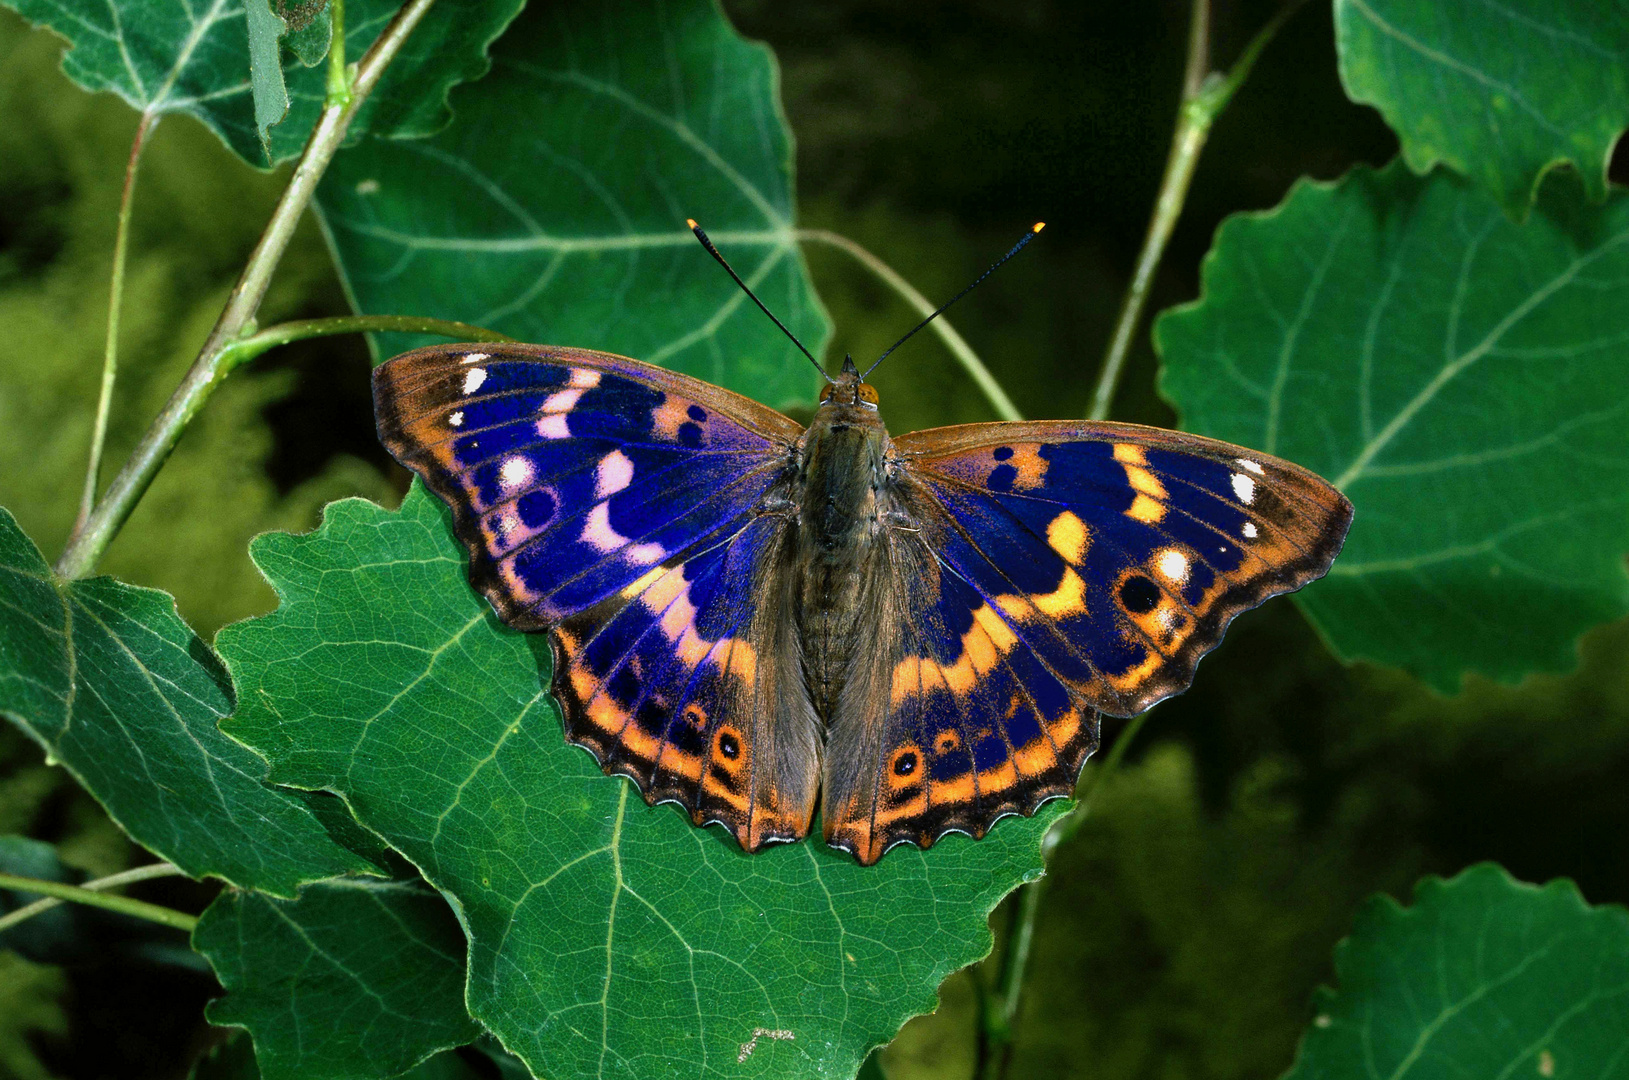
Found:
<box><xmin>374</xmin><ymin>344</ymin><xmax>821</xmax><ymax>851</ymax></box>
<box><xmin>821</xmin><ymin>420</ymin><xmax>1351</xmax><ymax>863</ymax></box>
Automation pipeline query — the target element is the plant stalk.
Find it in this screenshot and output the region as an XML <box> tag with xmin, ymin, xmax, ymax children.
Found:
<box><xmin>0</xmin><ymin>862</ymin><xmax>186</xmax><ymax>934</ymax></box>
<box><xmin>1086</xmin><ymin>0</ymin><xmax>1304</xmax><ymax>422</ymax></box>
<box><xmin>796</xmin><ymin>228</ymin><xmax>1024</xmax><ymax>422</ymax></box>
<box><xmin>0</xmin><ymin>867</ymin><xmax>197</xmax><ymax>933</ymax></box>
<box><xmin>56</xmin><ymin>0</ymin><xmax>439</xmax><ymax>581</ymax></box>
<box><xmin>76</xmin><ymin>112</ymin><xmax>156</xmax><ymax>534</ymax></box>
<box><xmin>224</xmin><ymin>314</ymin><xmax>515</xmax><ymax>364</ymax></box>
<box><xmin>326</xmin><ymin>0</ymin><xmax>351</xmax><ymax>108</ymax></box>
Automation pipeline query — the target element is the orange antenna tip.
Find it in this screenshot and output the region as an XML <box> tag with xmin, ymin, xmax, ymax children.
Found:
<box><xmin>686</xmin><ymin>218</ymin><xmax>699</xmax><ymax>229</ymax></box>
<box><xmin>1033</xmin><ymin>222</ymin><xmax>1045</xmax><ymax>232</ymax></box>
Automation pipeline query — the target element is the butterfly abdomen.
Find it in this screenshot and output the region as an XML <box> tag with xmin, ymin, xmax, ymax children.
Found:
<box><xmin>793</xmin><ymin>398</ymin><xmax>892</xmax><ymax>723</ymax></box>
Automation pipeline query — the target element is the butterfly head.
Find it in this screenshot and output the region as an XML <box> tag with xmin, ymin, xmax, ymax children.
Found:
<box><xmin>819</xmin><ymin>355</ymin><xmax>881</xmax><ymax>411</ymax></box>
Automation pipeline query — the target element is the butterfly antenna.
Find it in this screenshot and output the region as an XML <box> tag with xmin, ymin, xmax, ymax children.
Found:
<box><xmin>688</xmin><ymin>219</ymin><xmax>833</xmax><ymax>383</ymax></box>
<box><xmin>863</xmin><ymin>222</ymin><xmax>1044</xmax><ymax>379</ymax></box>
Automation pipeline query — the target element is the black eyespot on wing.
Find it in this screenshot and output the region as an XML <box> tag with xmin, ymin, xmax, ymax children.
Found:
<box><xmin>1119</xmin><ymin>574</ymin><xmax>1160</xmax><ymax>614</ymax></box>
<box><xmin>893</xmin><ymin>752</ymin><xmax>918</xmax><ymax>777</ymax></box>
<box><xmin>719</xmin><ymin>732</ymin><xmax>741</xmax><ymax>760</ymax></box>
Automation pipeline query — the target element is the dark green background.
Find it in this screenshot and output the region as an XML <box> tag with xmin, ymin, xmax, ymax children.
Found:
<box><xmin>1</xmin><ymin>1</ymin><xmax>1626</xmax><ymax>1077</ymax></box>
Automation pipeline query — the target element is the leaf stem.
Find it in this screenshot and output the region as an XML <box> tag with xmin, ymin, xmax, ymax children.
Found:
<box><xmin>1085</xmin><ymin>0</ymin><xmax>1305</xmax><ymax>422</ymax></box>
<box><xmin>75</xmin><ymin>112</ymin><xmax>156</xmax><ymax>535</ymax></box>
<box><xmin>220</xmin><ymin>314</ymin><xmax>516</xmax><ymax>372</ymax></box>
<box><xmin>795</xmin><ymin>228</ymin><xmax>1024</xmax><ymax>422</ymax></box>
<box><xmin>0</xmin><ymin>865</ymin><xmax>196</xmax><ymax>934</ymax></box>
<box><xmin>55</xmin><ymin>0</ymin><xmax>440</xmax><ymax>581</ymax></box>
<box><xmin>326</xmin><ymin>0</ymin><xmax>351</xmax><ymax>109</ymax></box>
<box><xmin>0</xmin><ymin>861</ymin><xmax>187</xmax><ymax>934</ymax></box>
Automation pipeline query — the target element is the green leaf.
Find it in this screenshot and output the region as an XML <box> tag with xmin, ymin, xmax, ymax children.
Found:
<box><xmin>216</xmin><ymin>484</ymin><xmax>1065</xmax><ymax>1080</ymax></box>
<box><xmin>1283</xmin><ymin>863</ymin><xmax>1629</xmax><ymax>1080</ymax></box>
<box><xmin>5</xmin><ymin>0</ymin><xmax>523</xmax><ymax>165</ymax></box>
<box><xmin>316</xmin><ymin>0</ymin><xmax>830</xmax><ymax>410</ymax></box>
<box><xmin>0</xmin><ymin>506</ymin><xmax>377</xmax><ymax>894</ymax></box>
<box><xmin>1155</xmin><ymin>163</ymin><xmax>1629</xmax><ymax>690</ymax></box>
<box><xmin>188</xmin><ymin>1031</ymin><xmax>492</xmax><ymax>1080</ymax></box>
<box><xmin>1334</xmin><ymin>0</ymin><xmax>1629</xmax><ymax>218</ymax></box>
<box><xmin>195</xmin><ymin>876</ymin><xmax>480</xmax><ymax>1080</ymax></box>
<box><xmin>282</xmin><ymin>1</ymin><xmax>333</xmax><ymax>68</ymax></box>
<box><xmin>246</xmin><ymin>0</ymin><xmax>290</xmax><ymax>158</ymax></box>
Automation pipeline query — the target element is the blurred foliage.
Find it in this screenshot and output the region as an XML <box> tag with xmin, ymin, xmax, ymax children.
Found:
<box><xmin>2</xmin><ymin>0</ymin><xmax>1628</xmax><ymax>1077</ymax></box>
<box><xmin>0</xmin><ymin>9</ymin><xmax>397</xmax><ymax>640</ymax></box>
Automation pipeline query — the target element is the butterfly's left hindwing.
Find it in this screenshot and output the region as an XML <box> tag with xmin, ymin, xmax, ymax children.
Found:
<box><xmin>373</xmin><ymin>345</ymin><xmax>821</xmax><ymax>852</ymax></box>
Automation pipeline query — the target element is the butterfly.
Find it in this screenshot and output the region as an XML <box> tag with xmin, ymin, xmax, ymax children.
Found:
<box><xmin>372</xmin><ymin>229</ymin><xmax>1352</xmax><ymax>865</ymax></box>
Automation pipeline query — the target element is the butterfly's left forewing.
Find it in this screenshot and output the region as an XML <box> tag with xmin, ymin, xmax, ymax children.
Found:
<box><xmin>374</xmin><ymin>345</ymin><xmax>822</xmax><ymax>851</ymax></box>
<box><xmin>822</xmin><ymin>420</ymin><xmax>1351</xmax><ymax>863</ymax></box>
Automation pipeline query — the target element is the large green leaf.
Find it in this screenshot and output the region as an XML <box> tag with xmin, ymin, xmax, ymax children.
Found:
<box><xmin>4</xmin><ymin>0</ymin><xmax>522</xmax><ymax>165</ymax></box>
<box><xmin>1283</xmin><ymin>863</ymin><xmax>1629</xmax><ymax>1079</ymax></box>
<box><xmin>0</xmin><ymin>507</ymin><xmax>376</xmax><ymax>894</ymax></box>
<box><xmin>189</xmin><ymin>1032</ymin><xmax>493</xmax><ymax>1080</ymax></box>
<box><xmin>195</xmin><ymin>876</ymin><xmax>480</xmax><ymax>1080</ymax></box>
<box><xmin>1334</xmin><ymin>0</ymin><xmax>1629</xmax><ymax>218</ymax></box>
<box><xmin>316</xmin><ymin>0</ymin><xmax>829</xmax><ymax>410</ymax></box>
<box><xmin>1155</xmin><ymin>164</ymin><xmax>1629</xmax><ymax>690</ymax></box>
<box><xmin>216</xmin><ymin>485</ymin><xmax>1065</xmax><ymax>1080</ymax></box>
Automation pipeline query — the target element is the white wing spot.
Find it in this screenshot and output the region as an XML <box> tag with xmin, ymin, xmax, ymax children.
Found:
<box><xmin>536</xmin><ymin>389</ymin><xmax>584</xmax><ymax>439</ymax></box>
<box><xmin>568</xmin><ymin>368</ymin><xmax>601</xmax><ymax>389</ymax></box>
<box><xmin>581</xmin><ymin>503</ymin><xmax>666</xmax><ymax>564</ymax></box>
<box><xmin>1231</xmin><ymin>473</ymin><xmax>1256</xmax><ymax>504</ymax></box>
<box><xmin>595</xmin><ymin>450</ymin><xmax>635</xmax><ymax>498</ymax></box>
<box><xmin>500</xmin><ymin>456</ymin><xmax>533</xmax><ymax>492</ymax></box>
<box><xmin>448</xmin><ymin>410</ymin><xmax>464</xmax><ymax>428</ymax></box>
<box><xmin>463</xmin><ymin>367</ymin><xmax>488</xmax><ymax>394</ymax></box>
<box><xmin>461</xmin><ymin>352</ymin><xmax>490</xmax><ymax>365</ymax></box>
<box><xmin>1157</xmin><ymin>549</ymin><xmax>1189</xmax><ymax>583</ymax></box>
<box><xmin>1242</xmin><ymin>522</ymin><xmax>1258</xmax><ymax>539</ymax></box>
<box><xmin>1236</xmin><ymin>458</ymin><xmax>1264</xmax><ymax>475</ymax></box>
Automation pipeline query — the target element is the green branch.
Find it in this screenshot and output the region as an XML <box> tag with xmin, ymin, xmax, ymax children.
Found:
<box><xmin>326</xmin><ymin>0</ymin><xmax>352</xmax><ymax>109</ymax></box>
<box><xmin>796</xmin><ymin>228</ymin><xmax>1024</xmax><ymax>421</ymax></box>
<box><xmin>55</xmin><ymin>0</ymin><xmax>441</xmax><ymax>581</ymax></box>
<box><xmin>0</xmin><ymin>866</ymin><xmax>197</xmax><ymax>934</ymax></box>
<box><xmin>218</xmin><ymin>315</ymin><xmax>515</xmax><ymax>373</ymax></box>
<box><xmin>0</xmin><ymin>861</ymin><xmax>187</xmax><ymax>934</ymax></box>
<box><xmin>76</xmin><ymin>111</ymin><xmax>156</xmax><ymax>534</ymax></box>
<box><xmin>1085</xmin><ymin>0</ymin><xmax>1306</xmax><ymax>422</ymax></box>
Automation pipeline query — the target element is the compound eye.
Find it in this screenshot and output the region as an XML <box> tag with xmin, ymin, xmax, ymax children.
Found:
<box><xmin>819</xmin><ymin>383</ymin><xmax>834</xmax><ymax>402</ymax></box>
<box><xmin>857</xmin><ymin>383</ymin><xmax>880</xmax><ymax>405</ymax></box>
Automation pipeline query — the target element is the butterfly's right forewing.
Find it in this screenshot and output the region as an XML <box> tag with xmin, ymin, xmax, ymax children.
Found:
<box><xmin>374</xmin><ymin>344</ymin><xmax>822</xmax><ymax>851</ymax></box>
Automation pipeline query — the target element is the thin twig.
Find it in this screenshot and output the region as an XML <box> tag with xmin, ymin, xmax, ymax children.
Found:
<box><xmin>0</xmin><ymin>862</ymin><xmax>186</xmax><ymax>934</ymax></box>
<box><xmin>76</xmin><ymin>112</ymin><xmax>156</xmax><ymax>533</ymax></box>
<box><xmin>1086</xmin><ymin>0</ymin><xmax>1305</xmax><ymax>422</ymax></box>
<box><xmin>795</xmin><ymin>228</ymin><xmax>1024</xmax><ymax>422</ymax></box>
<box><xmin>224</xmin><ymin>314</ymin><xmax>515</xmax><ymax>363</ymax></box>
<box><xmin>56</xmin><ymin>0</ymin><xmax>440</xmax><ymax>580</ymax></box>
<box><xmin>0</xmin><ymin>867</ymin><xmax>197</xmax><ymax>934</ymax></box>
